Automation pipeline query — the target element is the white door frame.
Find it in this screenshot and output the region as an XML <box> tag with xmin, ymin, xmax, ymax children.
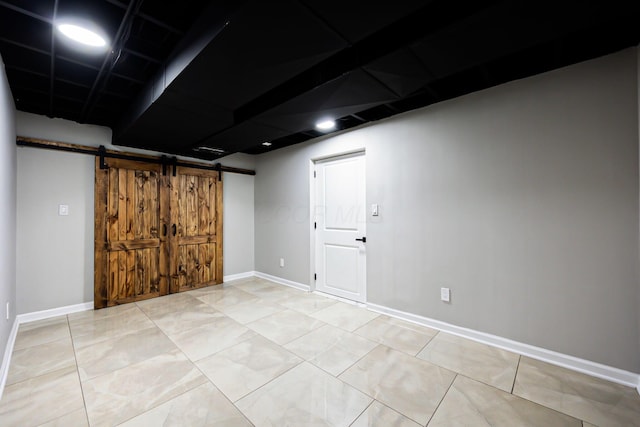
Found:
<box><xmin>309</xmin><ymin>149</ymin><xmax>366</xmax><ymax>300</ymax></box>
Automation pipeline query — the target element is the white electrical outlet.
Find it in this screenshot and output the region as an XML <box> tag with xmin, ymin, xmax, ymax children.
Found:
<box><xmin>279</xmin><ymin>258</ymin><xmax>285</xmax><ymax>268</ymax></box>
<box><xmin>58</xmin><ymin>204</ymin><xmax>69</xmax><ymax>216</ymax></box>
<box><xmin>440</xmin><ymin>287</ymin><xmax>450</xmax><ymax>302</ymax></box>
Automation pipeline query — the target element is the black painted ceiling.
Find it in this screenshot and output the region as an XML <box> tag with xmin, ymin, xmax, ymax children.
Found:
<box><xmin>1</xmin><ymin>0</ymin><xmax>638</xmax><ymax>160</ymax></box>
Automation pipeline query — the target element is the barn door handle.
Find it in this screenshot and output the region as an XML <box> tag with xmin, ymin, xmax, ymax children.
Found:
<box><xmin>355</xmin><ymin>237</ymin><xmax>366</xmax><ymax>243</ymax></box>
<box><xmin>172</xmin><ymin>224</ymin><xmax>177</xmax><ymax>236</ymax></box>
<box><xmin>162</xmin><ymin>224</ymin><xmax>167</xmax><ymax>236</ymax></box>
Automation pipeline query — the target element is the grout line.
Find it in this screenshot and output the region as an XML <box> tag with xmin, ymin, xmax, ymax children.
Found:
<box><xmin>67</xmin><ymin>315</ymin><xmax>91</xmax><ymax>427</ymax></box>
<box><xmin>348</xmin><ymin>399</ymin><xmax>374</xmax><ymax>427</ymax></box>
<box><xmin>332</xmin><ymin>339</ymin><xmax>379</xmax><ymax>378</ymax></box>
<box><xmin>414</xmin><ymin>330</ymin><xmax>439</xmax><ymax>358</ymax></box>
<box><xmin>511</xmin><ymin>355</ymin><xmax>522</xmax><ymax>394</ymax></box>
<box><xmin>231</xmin><ymin>359</ymin><xmax>306</xmax><ymax>404</ymax></box>
<box><xmin>425</xmin><ymin>373</ymin><xmax>458</xmax><ymax>426</ymax></box>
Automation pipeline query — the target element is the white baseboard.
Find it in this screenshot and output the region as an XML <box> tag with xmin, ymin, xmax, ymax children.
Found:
<box><xmin>0</xmin><ymin>318</ymin><xmax>19</xmax><ymax>401</ymax></box>
<box><xmin>367</xmin><ymin>303</ymin><xmax>640</xmax><ymax>390</ymax></box>
<box><xmin>223</xmin><ymin>271</ymin><xmax>257</xmax><ymax>282</ymax></box>
<box><xmin>254</xmin><ymin>271</ymin><xmax>310</xmax><ymax>292</ymax></box>
<box><xmin>16</xmin><ymin>302</ymin><xmax>93</xmax><ymax>325</ymax></box>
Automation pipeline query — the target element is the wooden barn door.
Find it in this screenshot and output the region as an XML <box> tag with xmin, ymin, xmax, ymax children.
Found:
<box><xmin>95</xmin><ymin>158</ymin><xmax>223</xmax><ymax>308</ymax></box>
<box><xmin>169</xmin><ymin>166</ymin><xmax>223</xmax><ymax>293</ymax></box>
<box><xmin>94</xmin><ymin>159</ymin><xmax>169</xmax><ymax>308</ymax></box>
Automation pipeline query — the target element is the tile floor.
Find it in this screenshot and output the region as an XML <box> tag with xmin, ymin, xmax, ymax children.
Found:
<box><xmin>1</xmin><ymin>277</ymin><xmax>639</xmax><ymax>426</ymax></box>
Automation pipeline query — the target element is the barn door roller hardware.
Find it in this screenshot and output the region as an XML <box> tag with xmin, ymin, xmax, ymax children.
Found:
<box><xmin>16</xmin><ymin>137</ymin><xmax>256</xmax><ymax>177</ymax></box>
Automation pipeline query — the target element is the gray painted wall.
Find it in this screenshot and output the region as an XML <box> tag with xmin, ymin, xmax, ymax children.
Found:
<box><xmin>15</xmin><ymin>112</ymin><xmax>255</xmax><ymax>314</ymax></box>
<box><xmin>0</xmin><ymin>54</ymin><xmax>16</xmax><ymax>367</ymax></box>
<box><xmin>255</xmin><ymin>48</ymin><xmax>640</xmax><ymax>373</ymax></box>
<box><xmin>17</xmin><ymin>148</ymin><xmax>95</xmax><ymax>312</ymax></box>
<box><xmin>223</xmin><ymin>154</ymin><xmax>256</xmax><ymax>276</ymax></box>
<box><xmin>637</xmin><ymin>45</ymin><xmax>640</xmax><ymax>367</ymax></box>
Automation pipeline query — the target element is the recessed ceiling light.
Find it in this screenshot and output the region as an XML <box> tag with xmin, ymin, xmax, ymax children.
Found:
<box><xmin>57</xmin><ymin>23</ymin><xmax>107</xmax><ymax>48</ymax></box>
<box><xmin>262</xmin><ymin>141</ymin><xmax>272</xmax><ymax>146</ymax></box>
<box><xmin>315</xmin><ymin>119</ymin><xmax>336</xmax><ymax>131</ymax></box>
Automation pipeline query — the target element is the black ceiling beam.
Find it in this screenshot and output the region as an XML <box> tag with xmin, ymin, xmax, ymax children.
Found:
<box><xmin>6</xmin><ymin>65</ymin><xmax>48</xmax><ymax>79</ymax></box>
<box><xmin>122</xmin><ymin>47</ymin><xmax>162</xmax><ymax>64</ymax></box>
<box><xmin>0</xmin><ymin>1</ymin><xmax>52</xmax><ymax>23</ymax></box>
<box><xmin>0</xmin><ymin>38</ymin><xmax>154</xmax><ymax>86</ymax></box>
<box><xmin>104</xmin><ymin>0</ymin><xmax>185</xmax><ymax>35</ymax></box>
<box><xmin>6</xmin><ymin>65</ymin><xmax>129</xmax><ymax>101</ymax></box>
<box><xmin>0</xmin><ymin>37</ymin><xmax>49</xmax><ymax>56</ymax></box>
<box><xmin>234</xmin><ymin>0</ymin><xmax>497</xmax><ymax>123</ymax></box>
<box><xmin>81</xmin><ymin>0</ymin><xmax>142</xmax><ymax>119</ymax></box>
<box><xmin>49</xmin><ymin>0</ymin><xmax>59</xmax><ymax>116</ymax></box>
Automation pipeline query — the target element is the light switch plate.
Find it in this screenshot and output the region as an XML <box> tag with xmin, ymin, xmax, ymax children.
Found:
<box><xmin>372</xmin><ymin>204</ymin><xmax>379</xmax><ymax>216</ymax></box>
<box><xmin>58</xmin><ymin>204</ymin><xmax>69</xmax><ymax>216</ymax></box>
<box><xmin>440</xmin><ymin>287</ymin><xmax>450</xmax><ymax>302</ymax></box>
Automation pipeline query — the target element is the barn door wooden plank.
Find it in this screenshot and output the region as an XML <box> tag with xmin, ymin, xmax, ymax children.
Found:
<box><xmin>94</xmin><ymin>158</ymin><xmax>109</xmax><ymax>309</ymax></box>
<box><xmin>126</xmin><ymin>170</ymin><xmax>135</xmax><ymax>241</ymax></box>
<box><xmin>158</xmin><ymin>174</ymin><xmax>169</xmax><ymax>296</ymax></box>
<box><xmin>198</xmin><ymin>177</ymin><xmax>209</xmax><ymax>235</ymax></box>
<box><xmin>186</xmin><ymin>175</ymin><xmax>198</xmax><ymax>237</ymax></box>
<box><xmin>126</xmin><ymin>250</ymin><xmax>136</xmax><ymax>298</ymax></box>
<box><xmin>215</xmin><ymin>176</ymin><xmax>223</xmax><ymax>282</ymax></box>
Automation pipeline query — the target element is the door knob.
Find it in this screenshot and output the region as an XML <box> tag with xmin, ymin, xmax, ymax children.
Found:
<box><xmin>355</xmin><ymin>237</ymin><xmax>366</xmax><ymax>243</ymax></box>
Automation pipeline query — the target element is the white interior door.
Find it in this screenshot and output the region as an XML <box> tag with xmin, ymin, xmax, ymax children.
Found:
<box><xmin>314</xmin><ymin>153</ymin><xmax>366</xmax><ymax>302</ymax></box>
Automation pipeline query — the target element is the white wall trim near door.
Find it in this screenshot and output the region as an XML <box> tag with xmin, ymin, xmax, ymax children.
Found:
<box><xmin>254</xmin><ymin>271</ymin><xmax>310</xmax><ymax>292</ymax></box>
<box><xmin>0</xmin><ymin>318</ymin><xmax>19</xmax><ymax>400</ymax></box>
<box><xmin>16</xmin><ymin>301</ymin><xmax>93</xmax><ymax>324</ymax></box>
<box><xmin>367</xmin><ymin>302</ymin><xmax>640</xmax><ymax>391</ymax></box>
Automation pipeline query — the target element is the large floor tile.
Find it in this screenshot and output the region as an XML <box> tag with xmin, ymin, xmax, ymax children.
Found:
<box><xmin>167</xmin><ymin>316</ymin><xmax>256</xmax><ymax>361</ymax></box>
<box><xmin>310</xmin><ymin>302</ymin><xmax>380</xmax><ymax>332</ymax></box>
<box><xmin>37</xmin><ymin>409</ymin><xmax>89</xmax><ymax>427</ymax></box>
<box><xmin>351</xmin><ymin>401</ymin><xmax>421</xmax><ymax>427</ymax></box>
<box><xmin>82</xmin><ymin>349</ymin><xmax>207</xmax><ymax>427</ymax></box>
<box><xmin>135</xmin><ymin>292</ymin><xmax>204</xmax><ymax>318</ymax></box>
<box><xmin>240</xmin><ymin>283</ymin><xmax>300</xmax><ymax>303</ymax></box>
<box><xmin>339</xmin><ymin>345</ymin><xmax>456</xmax><ymax>425</ymax></box>
<box><xmin>0</xmin><ymin>366</ymin><xmax>84</xmax><ymax>426</ymax></box>
<box><xmin>236</xmin><ymin>362</ymin><xmax>372</xmax><ymax>426</ymax></box>
<box><xmin>355</xmin><ymin>315</ymin><xmax>438</xmax><ymax>355</ymax></box>
<box><xmin>218</xmin><ymin>298</ymin><xmax>286</xmax><ymax>324</ymax></box>
<box><xmin>75</xmin><ymin>326</ymin><xmax>177</xmax><ymax>381</ymax></box>
<box><xmin>284</xmin><ymin>324</ymin><xmax>377</xmax><ymax>376</ymax></box>
<box><xmin>67</xmin><ymin>304</ymin><xmax>140</xmax><ymax>325</ymax></box>
<box><xmin>513</xmin><ymin>357</ymin><xmax>640</xmax><ymax>427</ymax></box>
<box><xmin>6</xmin><ymin>337</ymin><xmax>75</xmax><ymax>385</ymax></box>
<box><xmin>278</xmin><ymin>292</ymin><xmax>339</xmax><ymax>315</ymax></box>
<box><xmin>230</xmin><ymin>278</ymin><xmax>281</xmax><ymax>293</ymax></box>
<box><xmin>147</xmin><ymin>302</ymin><xmax>224</xmax><ymax>335</ymax></box>
<box><xmin>196</xmin><ymin>287</ymin><xmax>259</xmax><ymax>309</ymax></box>
<box><xmin>197</xmin><ymin>335</ymin><xmax>302</xmax><ymax>402</ymax></box>
<box><xmin>118</xmin><ymin>382</ymin><xmax>252</xmax><ymax>427</ymax></box>
<box><xmin>417</xmin><ymin>332</ymin><xmax>519</xmax><ymax>392</ymax></box>
<box><xmin>246</xmin><ymin>309</ymin><xmax>326</xmax><ymax>345</ymax></box>
<box><xmin>13</xmin><ymin>316</ymin><xmax>70</xmax><ymax>351</ymax></box>
<box><xmin>69</xmin><ymin>307</ymin><xmax>155</xmax><ymax>349</ymax></box>
<box><xmin>429</xmin><ymin>375</ymin><xmax>581</xmax><ymax>426</ymax></box>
